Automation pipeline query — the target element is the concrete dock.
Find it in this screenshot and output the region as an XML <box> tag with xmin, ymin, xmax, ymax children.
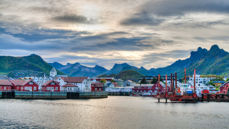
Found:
<box><xmin>0</xmin><ymin>91</ymin><xmax>108</xmax><ymax>99</ymax></box>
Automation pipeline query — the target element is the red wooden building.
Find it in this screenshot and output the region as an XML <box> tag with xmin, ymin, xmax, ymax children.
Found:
<box><xmin>132</xmin><ymin>83</ymin><xmax>166</xmax><ymax>96</ymax></box>
<box><xmin>42</xmin><ymin>80</ymin><xmax>60</xmax><ymax>92</ymax></box>
<box><xmin>0</xmin><ymin>80</ymin><xmax>13</xmax><ymax>91</ymax></box>
<box><xmin>10</xmin><ymin>79</ymin><xmax>39</xmax><ymax>91</ymax></box>
<box><xmin>91</xmin><ymin>82</ymin><xmax>104</xmax><ymax>92</ymax></box>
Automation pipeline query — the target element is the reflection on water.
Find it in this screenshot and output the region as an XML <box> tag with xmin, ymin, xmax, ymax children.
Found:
<box><xmin>0</xmin><ymin>97</ymin><xmax>229</xmax><ymax>129</ymax></box>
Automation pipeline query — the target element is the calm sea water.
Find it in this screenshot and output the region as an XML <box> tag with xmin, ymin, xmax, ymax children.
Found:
<box><xmin>0</xmin><ymin>96</ymin><xmax>229</xmax><ymax>129</ymax></box>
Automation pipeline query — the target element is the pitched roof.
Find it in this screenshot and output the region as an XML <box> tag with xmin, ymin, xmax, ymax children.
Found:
<box><xmin>10</xmin><ymin>79</ymin><xmax>31</xmax><ymax>86</ymax></box>
<box><xmin>61</xmin><ymin>77</ymin><xmax>88</xmax><ymax>83</ymax></box>
<box><xmin>42</xmin><ymin>80</ymin><xmax>59</xmax><ymax>86</ymax></box>
<box><xmin>62</xmin><ymin>83</ymin><xmax>77</xmax><ymax>87</ymax></box>
<box><xmin>0</xmin><ymin>80</ymin><xmax>13</xmax><ymax>86</ymax></box>
<box><xmin>91</xmin><ymin>82</ymin><xmax>104</xmax><ymax>87</ymax></box>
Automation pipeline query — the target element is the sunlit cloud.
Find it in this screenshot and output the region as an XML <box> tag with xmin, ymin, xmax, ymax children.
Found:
<box><xmin>0</xmin><ymin>0</ymin><xmax>229</xmax><ymax>69</ymax></box>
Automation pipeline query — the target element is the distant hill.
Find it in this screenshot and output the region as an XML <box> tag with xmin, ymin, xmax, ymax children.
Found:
<box><xmin>0</xmin><ymin>54</ymin><xmax>62</xmax><ymax>77</ymax></box>
<box><xmin>116</xmin><ymin>70</ymin><xmax>144</xmax><ymax>81</ymax></box>
<box><xmin>49</xmin><ymin>62</ymin><xmax>108</xmax><ymax>77</ymax></box>
<box><xmin>100</xmin><ymin>70</ymin><xmax>143</xmax><ymax>82</ymax></box>
<box><xmin>103</xmin><ymin>63</ymin><xmax>151</xmax><ymax>76</ymax></box>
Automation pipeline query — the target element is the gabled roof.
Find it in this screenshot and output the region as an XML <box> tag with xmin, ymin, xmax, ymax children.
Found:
<box><xmin>10</xmin><ymin>79</ymin><xmax>31</xmax><ymax>86</ymax></box>
<box><xmin>42</xmin><ymin>80</ymin><xmax>59</xmax><ymax>86</ymax></box>
<box><xmin>61</xmin><ymin>77</ymin><xmax>88</xmax><ymax>83</ymax></box>
<box><xmin>0</xmin><ymin>80</ymin><xmax>13</xmax><ymax>86</ymax></box>
<box><xmin>62</xmin><ymin>83</ymin><xmax>77</xmax><ymax>87</ymax></box>
<box><xmin>91</xmin><ymin>82</ymin><xmax>104</xmax><ymax>87</ymax></box>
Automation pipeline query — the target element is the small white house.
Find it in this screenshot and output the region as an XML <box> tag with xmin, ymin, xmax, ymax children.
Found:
<box><xmin>56</xmin><ymin>77</ymin><xmax>91</xmax><ymax>92</ymax></box>
<box><xmin>62</xmin><ymin>83</ymin><xmax>79</xmax><ymax>92</ymax></box>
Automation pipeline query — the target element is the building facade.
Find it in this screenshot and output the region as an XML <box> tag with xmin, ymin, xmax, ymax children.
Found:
<box><xmin>91</xmin><ymin>82</ymin><xmax>104</xmax><ymax>92</ymax></box>
<box><xmin>42</xmin><ymin>80</ymin><xmax>60</xmax><ymax>92</ymax></box>
<box><xmin>0</xmin><ymin>80</ymin><xmax>13</xmax><ymax>91</ymax></box>
<box><xmin>10</xmin><ymin>79</ymin><xmax>39</xmax><ymax>91</ymax></box>
<box><xmin>57</xmin><ymin>77</ymin><xmax>91</xmax><ymax>92</ymax></box>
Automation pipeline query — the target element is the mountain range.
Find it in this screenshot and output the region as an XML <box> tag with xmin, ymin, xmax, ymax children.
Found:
<box><xmin>50</xmin><ymin>44</ymin><xmax>229</xmax><ymax>77</ymax></box>
<box><xmin>0</xmin><ymin>44</ymin><xmax>228</xmax><ymax>79</ymax></box>
<box><xmin>49</xmin><ymin>62</ymin><xmax>107</xmax><ymax>77</ymax></box>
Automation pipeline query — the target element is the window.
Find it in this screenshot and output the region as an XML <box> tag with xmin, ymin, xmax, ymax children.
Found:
<box><xmin>51</xmin><ymin>82</ymin><xmax>55</xmax><ymax>85</ymax></box>
<box><xmin>56</xmin><ymin>87</ymin><xmax>58</xmax><ymax>90</ymax></box>
<box><xmin>29</xmin><ymin>82</ymin><xmax>33</xmax><ymax>85</ymax></box>
<box><xmin>34</xmin><ymin>87</ymin><xmax>37</xmax><ymax>90</ymax></box>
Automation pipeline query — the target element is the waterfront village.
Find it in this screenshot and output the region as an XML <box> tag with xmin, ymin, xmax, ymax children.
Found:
<box><xmin>0</xmin><ymin>67</ymin><xmax>229</xmax><ymax>99</ymax></box>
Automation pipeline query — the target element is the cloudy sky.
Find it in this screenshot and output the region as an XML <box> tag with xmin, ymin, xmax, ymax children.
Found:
<box><xmin>0</xmin><ymin>0</ymin><xmax>229</xmax><ymax>69</ymax></box>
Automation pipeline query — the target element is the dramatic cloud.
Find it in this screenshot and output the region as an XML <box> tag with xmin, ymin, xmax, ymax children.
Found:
<box><xmin>0</xmin><ymin>0</ymin><xmax>229</xmax><ymax>69</ymax></box>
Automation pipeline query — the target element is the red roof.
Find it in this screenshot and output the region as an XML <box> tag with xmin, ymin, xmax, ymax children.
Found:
<box><xmin>0</xmin><ymin>80</ymin><xmax>13</xmax><ymax>86</ymax></box>
<box><xmin>61</xmin><ymin>77</ymin><xmax>88</xmax><ymax>83</ymax></box>
<box><xmin>42</xmin><ymin>80</ymin><xmax>59</xmax><ymax>86</ymax></box>
<box><xmin>63</xmin><ymin>83</ymin><xmax>77</xmax><ymax>87</ymax></box>
<box><xmin>10</xmin><ymin>79</ymin><xmax>31</xmax><ymax>86</ymax></box>
<box><xmin>91</xmin><ymin>82</ymin><xmax>104</xmax><ymax>87</ymax></box>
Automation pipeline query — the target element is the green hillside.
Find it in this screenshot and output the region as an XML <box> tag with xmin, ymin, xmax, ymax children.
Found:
<box><xmin>154</xmin><ymin>45</ymin><xmax>229</xmax><ymax>78</ymax></box>
<box><xmin>116</xmin><ymin>70</ymin><xmax>144</xmax><ymax>81</ymax></box>
<box><xmin>100</xmin><ymin>70</ymin><xmax>143</xmax><ymax>82</ymax></box>
<box><xmin>0</xmin><ymin>54</ymin><xmax>62</xmax><ymax>77</ymax></box>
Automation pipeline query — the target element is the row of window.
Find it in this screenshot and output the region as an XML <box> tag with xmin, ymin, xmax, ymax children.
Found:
<box><xmin>0</xmin><ymin>86</ymin><xmax>11</xmax><ymax>90</ymax></box>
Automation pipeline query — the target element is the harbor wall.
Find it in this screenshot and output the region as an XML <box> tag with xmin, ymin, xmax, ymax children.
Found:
<box><xmin>0</xmin><ymin>91</ymin><xmax>108</xmax><ymax>99</ymax></box>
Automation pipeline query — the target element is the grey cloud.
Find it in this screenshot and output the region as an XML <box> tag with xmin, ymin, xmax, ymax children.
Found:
<box><xmin>141</xmin><ymin>49</ymin><xmax>193</xmax><ymax>67</ymax></box>
<box><xmin>141</xmin><ymin>0</ymin><xmax>229</xmax><ymax>16</ymax></box>
<box><xmin>171</xmin><ymin>20</ymin><xmax>229</xmax><ymax>28</ymax></box>
<box><xmin>121</xmin><ymin>0</ymin><xmax>229</xmax><ymax>27</ymax></box>
<box><xmin>52</xmin><ymin>14</ymin><xmax>94</xmax><ymax>24</ymax></box>
<box><xmin>121</xmin><ymin>12</ymin><xmax>164</xmax><ymax>26</ymax></box>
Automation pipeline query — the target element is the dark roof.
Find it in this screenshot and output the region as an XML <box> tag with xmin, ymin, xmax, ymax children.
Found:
<box><xmin>91</xmin><ymin>82</ymin><xmax>104</xmax><ymax>87</ymax></box>
<box><xmin>61</xmin><ymin>77</ymin><xmax>88</xmax><ymax>83</ymax></box>
<box><xmin>62</xmin><ymin>83</ymin><xmax>77</xmax><ymax>87</ymax></box>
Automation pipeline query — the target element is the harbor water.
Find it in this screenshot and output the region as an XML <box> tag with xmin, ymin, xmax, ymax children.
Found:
<box><xmin>0</xmin><ymin>96</ymin><xmax>229</xmax><ymax>129</ymax></box>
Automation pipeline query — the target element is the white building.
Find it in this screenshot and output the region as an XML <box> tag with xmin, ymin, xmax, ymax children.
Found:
<box><xmin>62</xmin><ymin>83</ymin><xmax>79</xmax><ymax>92</ymax></box>
<box><xmin>50</xmin><ymin>67</ymin><xmax>57</xmax><ymax>78</ymax></box>
<box><xmin>56</xmin><ymin>77</ymin><xmax>91</xmax><ymax>92</ymax></box>
<box><xmin>189</xmin><ymin>74</ymin><xmax>216</xmax><ymax>85</ymax></box>
<box><xmin>187</xmin><ymin>74</ymin><xmax>217</xmax><ymax>96</ymax></box>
